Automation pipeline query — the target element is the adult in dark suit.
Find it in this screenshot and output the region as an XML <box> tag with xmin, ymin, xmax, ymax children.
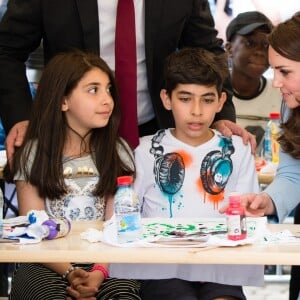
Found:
<box><xmin>0</xmin><ymin>0</ymin><xmax>255</xmax><ymax>159</ymax></box>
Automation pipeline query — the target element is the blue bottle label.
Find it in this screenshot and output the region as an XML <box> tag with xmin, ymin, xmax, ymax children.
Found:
<box><xmin>116</xmin><ymin>213</ymin><xmax>142</xmax><ymax>243</ymax></box>
<box><xmin>117</xmin><ymin>213</ymin><xmax>141</xmax><ymax>232</ymax></box>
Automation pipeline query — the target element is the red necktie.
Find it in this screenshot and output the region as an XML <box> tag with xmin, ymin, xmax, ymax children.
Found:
<box><xmin>115</xmin><ymin>0</ymin><xmax>139</xmax><ymax>149</ymax></box>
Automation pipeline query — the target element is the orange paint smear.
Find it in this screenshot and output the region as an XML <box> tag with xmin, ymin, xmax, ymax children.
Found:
<box><xmin>175</xmin><ymin>150</ymin><xmax>192</xmax><ymax>167</ymax></box>
<box><xmin>196</xmin><ymin>178</ymin><xmax>224</xmax><ymax>209</ymax></box>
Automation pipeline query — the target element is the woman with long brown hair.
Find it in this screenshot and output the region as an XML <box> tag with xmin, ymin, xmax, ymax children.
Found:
<box><xmin>220</xmin><ymin>12</ymin><xmax>300</xmax><ymax>300</ymax></box>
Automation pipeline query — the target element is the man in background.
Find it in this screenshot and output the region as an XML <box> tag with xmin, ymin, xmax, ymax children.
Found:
<box><xmin>0</xmin><ymin>1</ymin><xmax>254</xmax><ymax>160</ymax></box>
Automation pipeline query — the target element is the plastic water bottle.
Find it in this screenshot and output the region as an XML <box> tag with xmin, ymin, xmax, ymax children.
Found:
<box><xmin>0</xmin><ymin>188</ymin><xmax>3</xmax><ymax>238</ymax></box>
<box><xmin>41</xmin><ymin>217</ymin><xmax>71</xmax><ymax>240</ymax></box>
<box><xmin>226</xmin><ymin>193</ymin><xmax>247</xmax><ymax>241</ymax></box>
<box><xmin>264</xmin><ymin>112</ymin><xmax>280</xmax><ymax>162</ymax></box>
<box><xmin>114</xmin><ymin>175</ymin><xmax>142</xmax><ymax>243</ymax></box>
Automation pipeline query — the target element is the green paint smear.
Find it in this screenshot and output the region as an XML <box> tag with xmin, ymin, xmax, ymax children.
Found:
<box><xmin>142</xmin><ymin>219</ymin><xmax>257</xmax><ymax>238</ymax></box>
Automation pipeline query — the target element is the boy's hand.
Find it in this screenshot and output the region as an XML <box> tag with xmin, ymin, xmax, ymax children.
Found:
<box><xmin>212</xmin><ymin>120</ymin><xmax>256</xmax><ymax>154</ymax></box>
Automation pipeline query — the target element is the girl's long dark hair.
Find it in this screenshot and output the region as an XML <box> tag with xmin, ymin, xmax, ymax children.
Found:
<box><xmin>268</xmin><ymin>12</ymin><xmax>300</xmax><ymax>159</ymax></box>
<box><xmin>5</xmin><ymin>50</ymin><xmax>135</xmax><ymax>199</ymax></box>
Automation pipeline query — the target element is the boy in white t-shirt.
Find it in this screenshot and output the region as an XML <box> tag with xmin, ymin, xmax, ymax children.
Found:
<box><xmin>131</xmin><ymin>48</ymin><xmax>263</xmax><ymax>300</ymax></box>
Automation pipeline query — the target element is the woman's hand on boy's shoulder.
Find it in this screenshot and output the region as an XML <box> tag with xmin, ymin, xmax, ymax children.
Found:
<box><xmin>212</xmin><ymin>120</ymin><xmax>256</xmax><ymax>154</ymax></box>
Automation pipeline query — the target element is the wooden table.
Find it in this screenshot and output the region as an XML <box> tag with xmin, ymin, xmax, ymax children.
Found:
<box><xmin>1</xmin><ymin>221</ymin><xmax>300</xmax><ymax>265</ymax></box>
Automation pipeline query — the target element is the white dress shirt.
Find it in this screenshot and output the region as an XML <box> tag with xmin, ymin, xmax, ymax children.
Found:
<box><xmin>98</xmin><ymin>0</ymin><xmax>154</xmax><ymax>125</ymax></box>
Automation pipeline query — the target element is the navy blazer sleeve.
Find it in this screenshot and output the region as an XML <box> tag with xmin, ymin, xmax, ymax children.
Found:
<box><xmin>0</xmin><ymin>0</ymin><xmax>43</xmax><ymax>133</ymax></box>
<box><xmin>0</xmin><ymin>0</ymin><xmax>94</xmax><ymax>133</ymax></box>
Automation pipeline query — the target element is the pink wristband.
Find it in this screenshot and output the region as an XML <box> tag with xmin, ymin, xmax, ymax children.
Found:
<box><xmin>90</xmin><ymin>265</ymin><xmax>109</xmax><ymax>279</ymax></box>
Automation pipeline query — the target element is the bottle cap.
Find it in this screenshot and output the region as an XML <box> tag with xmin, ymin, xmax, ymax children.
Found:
<box><xmin>41</xmin><ymin>218</ymin><xmax>71</xmax><ymax>239</ymax></box>
<box><xmin>42</xmin><ymin>219</ymin><xmax>58</xmax><ymax>239</ymax></box>
<box><xmin>228</xmin><ymin>192</ymin><xmax>241</xmax><ymax>204</ymax></box>
<box><xmin>117</xmin><ymin>175</ymin><xmax>133</xmax><ymax>185</ymax></box>
<box><xmin>269</xmin><ymin>112</ymin><xmax>280</xmax><ymax>119</ymax></box>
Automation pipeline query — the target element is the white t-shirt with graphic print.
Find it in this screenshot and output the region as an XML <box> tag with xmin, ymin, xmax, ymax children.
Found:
<box><xmin>135</xmin><ymin>129</ymin><xmax>259</xmax><ymax>218</ymax></box>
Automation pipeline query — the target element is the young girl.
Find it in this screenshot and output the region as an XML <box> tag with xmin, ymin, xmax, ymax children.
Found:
<box><xmin>6</xmin><ymin>51</ymin><xmax>140</xmax><ymax>300</ymax></box>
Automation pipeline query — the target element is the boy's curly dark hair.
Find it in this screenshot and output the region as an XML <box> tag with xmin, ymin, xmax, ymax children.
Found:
<box><xmin>163</xmin><ymin>47</ymin><xmax>229</xmax><ymax>97</ymax></box>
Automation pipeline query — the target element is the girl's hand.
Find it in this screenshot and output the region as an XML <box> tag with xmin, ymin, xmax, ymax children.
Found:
<box><xmin>66</xmin><ymin>268</ymin><xmax>105</xmax><ymax>299</ymax></box>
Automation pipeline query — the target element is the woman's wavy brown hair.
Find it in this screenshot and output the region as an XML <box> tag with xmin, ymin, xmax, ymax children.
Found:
<box><xmin>268</xmin><ymin>12</ymin><xmax>300</xmax><ymax>159</ymax></box>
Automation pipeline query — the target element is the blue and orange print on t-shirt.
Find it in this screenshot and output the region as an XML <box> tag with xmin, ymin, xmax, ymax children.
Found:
<box><xmin>150</xmin><ymin>130</ymin><xmax>234</xmax><ymax>217</ymax></box>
